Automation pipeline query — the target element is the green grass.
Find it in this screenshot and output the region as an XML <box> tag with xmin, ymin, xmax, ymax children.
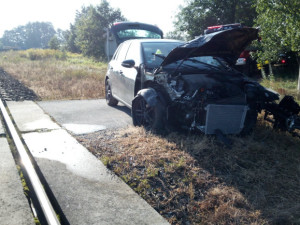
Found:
<box><xmin>0</xmin><ymin>49</ymin><xmax>107</xmax><ymax>100</ymax></box>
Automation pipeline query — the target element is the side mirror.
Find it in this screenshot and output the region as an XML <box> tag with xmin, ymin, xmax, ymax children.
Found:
<box><xmin>122</xmin><ymin>59</ymin><xmax>135</xmax><ymax>68</ymax></box>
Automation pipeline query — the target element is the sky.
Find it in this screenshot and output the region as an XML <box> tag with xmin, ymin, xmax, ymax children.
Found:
<box><xmin>0</xmin><ymin>0</ymin><xmax>186</xmax><ymax>37</ymax></box>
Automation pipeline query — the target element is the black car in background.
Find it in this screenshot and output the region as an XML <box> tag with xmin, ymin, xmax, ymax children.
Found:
<box><xmin>105</xmin><ymin>22</ymin><xmax>164</xmax><ymax>61</ymax></box>
<box><xmin>105</xmin><ymin>28</ymin><xmax>300</xmax><ymax>137</ymax></box>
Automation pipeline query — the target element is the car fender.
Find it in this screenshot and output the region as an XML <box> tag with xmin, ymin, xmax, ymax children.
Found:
<box><xmin>136</xmin><ymin>88</ymin><xmax>158</xmax><ymax>107</ymax></box>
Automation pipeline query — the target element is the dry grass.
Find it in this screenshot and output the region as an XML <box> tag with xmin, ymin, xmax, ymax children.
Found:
<box><xmin>260</xmin><ymin>75</ymin><xmax>300</xmax><ymax>103</ymax></box>
<box><xmin>78</xmin><ymin>115</ymin><xmax>300</xmax><ymax>224</ymax></box>
<box><xmin>0</xmin><ymin>49</ymin><xmax>107</xmax><ymax>100</ymax></box>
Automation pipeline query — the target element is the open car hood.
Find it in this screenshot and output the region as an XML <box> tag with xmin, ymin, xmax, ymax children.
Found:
<box><xmin>160</xmin><ymin>28</ymin><xmax>258</xmax><ymax>66</ymax></box>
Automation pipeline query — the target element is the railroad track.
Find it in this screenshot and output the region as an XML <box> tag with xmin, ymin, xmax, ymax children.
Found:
<box><xmin>0</xmin><ymin>68</ymin><xmax>39</xmax><ymax>101</ymax></box>
<box><xmin>0</xmin><ymin>98</ymin><xmax>60</xmax><ymax>225</ymax></box>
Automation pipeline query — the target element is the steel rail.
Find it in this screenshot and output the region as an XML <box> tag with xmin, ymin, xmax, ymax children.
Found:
<box><xmin>0</xmin><ymin>99</ymin><xmax>60</xmax><ymax>225</ymax></box>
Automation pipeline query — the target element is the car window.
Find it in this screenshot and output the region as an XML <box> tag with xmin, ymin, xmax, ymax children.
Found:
<box><xmin>115</xmin><ymin>41</ymin><xmax>131</xmax><ymax>62</ymax></box>
<box><xmin>165</xmin><ymin>56</ymin><xmax>227</xmax><ymax>72</ymax></box>
<box><xmin>125</xmin><ymin>42</ymin><xmax>141</xmax><ymax>64</ymax></box>
<box><xmin>117</xmin><ymin>29</ymin><xmax>161</xmax><ymax>39</ymax></box>
<box><xmin>142</xmin><ymin>42</ymin><xmax>182</xmax><ymax>69</ymax></box>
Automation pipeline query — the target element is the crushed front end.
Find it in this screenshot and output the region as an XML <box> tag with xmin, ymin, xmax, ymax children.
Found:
<box><xmin>154</xmin><ymin>70</ymin><xmax>254</xmax><ymax>135</ymax></box>
<box><xmin>144</xmin><ymin>27</ymin><xmax>300</xmax><ymax>137</ymax></box>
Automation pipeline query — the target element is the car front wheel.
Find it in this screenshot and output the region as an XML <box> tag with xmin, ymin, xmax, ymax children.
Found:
<box><xmin>132</xmin><ymin>95</ymin><xmax>165</xmax><ymax>133</ymax></box>
<box><xmin>105</xmin><ymin>79</ymin><xmax>118</xmax><ymax>106</ymax></box>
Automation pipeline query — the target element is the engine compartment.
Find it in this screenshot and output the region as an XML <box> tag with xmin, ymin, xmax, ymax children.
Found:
<box><xmin>153</xmin><ymin>71</ymin><xmax>250</xmax><ymax>133</ymax></box>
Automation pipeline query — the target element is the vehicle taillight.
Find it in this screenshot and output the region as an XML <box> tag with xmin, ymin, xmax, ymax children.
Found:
<box><xmin>207</xmin><ymin>25</ymin><xmax>222</xmax><ymax>30</ymax></box>
<box><xmin>281</xmin><ymin>59</ymin><xmax>286</xmax><ymax>64</ymax></box>
<box><xmin>239</xmin><ymin>50</ymin><xmax>250</xmax><ymax>58</ymax></box>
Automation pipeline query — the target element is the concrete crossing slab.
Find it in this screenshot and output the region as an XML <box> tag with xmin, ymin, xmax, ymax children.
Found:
<box><xmin>6</xmin><ymin>101</ymin><xmax>60</xmax><ymax>132</ymax></box>
<box><xmin>7</xmin><ymin>101</ymin><xmax>169</xmax><ymax>225</ymax></box>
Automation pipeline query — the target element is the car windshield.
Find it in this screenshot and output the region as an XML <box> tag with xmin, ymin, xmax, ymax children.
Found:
<box><xmin>142</xmin><ymin>42</ymin><xmax>183</xmax><ymax>69</ymax></box>
<box><xmin>164</xmin><ymin>56</ymin><xmax>228</xmax><ymax>72</ymax></box>
<box><xmin>182</xmin><ymin>56</ymin><xmax>226</xmax><ymax>70</ymax></box>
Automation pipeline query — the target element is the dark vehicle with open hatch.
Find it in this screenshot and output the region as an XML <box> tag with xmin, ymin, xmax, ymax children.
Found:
<box><xmin>105</xmin><ymin>27</ymin><xmax>300</xmax><ymax>137</ymax></box>
<box><xmin>105</xmin><ymin>22</ymin><xmax>163</xmax><ymax>60</ymax></box>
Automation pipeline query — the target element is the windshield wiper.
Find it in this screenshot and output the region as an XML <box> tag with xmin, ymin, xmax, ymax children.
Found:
<box><xmin>152</xmin><ymin>53</ymin><xmax>166</xmax><ymax>59</ymax></box>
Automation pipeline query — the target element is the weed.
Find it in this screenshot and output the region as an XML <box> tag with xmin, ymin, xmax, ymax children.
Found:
<box><xmin>146</xmin><ymin>166</ymin><xmax>159</xmax><ymax>178</ymax></box>
<box><xmin>34</xmin><ymin>217</ymin><xmax>41</xmax><ymax>225</ymax></box>
<box><xmin>101</xmin><ymin>156</ymin><xmax>111</xmax><ymax>166</ymax></box>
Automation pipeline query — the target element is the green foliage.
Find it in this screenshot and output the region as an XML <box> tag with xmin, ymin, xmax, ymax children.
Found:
<box><xmin>255</xmin><ymin>0</ymin><xmax>300</xmax><ymax>62</ymax></box>
<box><xmin>63</xmin><ymin>24</ymin><xmax>80</xmax><ymax>53</ymax></box>
<box><xmin>165</xmin><ymin>30</ymin><xmax>187</xmax><ymax>41</ymax></box>
<box><xmin>0</xmin><ymin>39</ymin><xmax>3</xmax><ymax>50</ymax></box>
<box><xmin>1</xmin><ymin>22</ymin><xmax>56</xmax><ymax>50</ymax></box>
<box><xmin>175</xmin><ymin>0</ymin><xmax>257</xmax><ymax>38</ymax></box>
<box><xmin>19</xmin><ymin>49</ymin><xmax>67</xmax><ymax>61</ymax></box>
<box><xmin>69</xmin><ymin>0</ymin><xmax>125</xmax><ymax>59</ymax></box>
<box><xmin>48</xmin><ymin>36</ymin><xmax>60</xmax><ymax>50</ymax></box>
<box><xmin>255</xmin><ymin>0</ymin><xmax>300</xmax><ymax>90</ymax></box>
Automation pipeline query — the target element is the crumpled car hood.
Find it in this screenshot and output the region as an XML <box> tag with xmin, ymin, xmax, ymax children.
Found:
<box><xmin>160</xmin><ymin>28</ymin><xmax>258</xmax><ymax>66</ymax></box>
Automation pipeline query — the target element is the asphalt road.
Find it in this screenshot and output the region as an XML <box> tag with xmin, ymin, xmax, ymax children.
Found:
<box><xmin>38</xmin><ymin>99</ymin><xmax>132</xmax><ymax>135</ymax></box>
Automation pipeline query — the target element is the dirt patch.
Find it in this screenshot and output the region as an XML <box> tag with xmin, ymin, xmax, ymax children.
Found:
<box><xmin>0</xmin><ymin>68</ymin><xmax>39</xmax><ymax>101</ymax></box>
<box><xmin>77</xmin><ymin>119</ymin><xmax>300</xmax><ymax>225</ymax></box>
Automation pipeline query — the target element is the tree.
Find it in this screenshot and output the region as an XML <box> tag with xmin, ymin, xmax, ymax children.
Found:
<box><xmin>49</xmin><ymin>36</ymin><xmax>60</xmax><ymax>50</ymax></box>
<box><xmin>165</xmin><ymin>30</ymin><xmax>187</xmax><ymax>41</ymax></box>
<box><xmin>255</xmin><ymin>0</ymin><xmax>300</xmax><ymax>90</ymax></box>
<box><xmin>1</xmin><ymin>22</ymin><xmax>56</xmax><ymax>49</ymax></box>
<box><xmin>174</xmin><ymin>0</ymin><xmax>257</xmax><ymax>39</ymax></box>
<box><xmin>1</xmin><ymin>26</ymin><xmax>27</xmax><ymax>49</ymax></box>
<box><xmin>72</xmin><ymin>0</ymin><xmax>125</xmax><ymax>59</ymax></box>
<box><xmin>63</xmin><ymin>24</ymin><xmax>80</xmax><ymax>53</ymax></box>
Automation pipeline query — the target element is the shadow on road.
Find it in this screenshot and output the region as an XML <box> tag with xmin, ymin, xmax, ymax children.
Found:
<box><xmin>112</xmin><ymin>105</ymin><xmax>132</xmax><ymax>117</ymax></box>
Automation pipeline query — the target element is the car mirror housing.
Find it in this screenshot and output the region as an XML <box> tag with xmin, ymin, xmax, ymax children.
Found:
<box><xmin>122</xmin><ymin>59</ymin><xmax>135</xmax><ymax>68</ymax></box>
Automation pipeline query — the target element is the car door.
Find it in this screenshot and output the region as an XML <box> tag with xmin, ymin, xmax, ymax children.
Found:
<box><xmin>121</xmin><ymin>41</ymin><xmax>141</xmax><ymax>105</ymax></box>
<box><xmin>109</xmin><ymin>41</ymin><xmax>131</xmax><ymax>102</ymax></box>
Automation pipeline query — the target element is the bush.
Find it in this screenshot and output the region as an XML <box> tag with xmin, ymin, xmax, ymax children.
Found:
<box><xmin>19</xmin><ymin>49</ymin><xmax>67</xmax><ymax>61</ymax></box>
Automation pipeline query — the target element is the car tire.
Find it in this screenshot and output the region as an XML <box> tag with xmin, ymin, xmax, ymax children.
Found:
<box><xmin>240</xmin><ymin>109</ymin><xmax>258</xmax><ymax>136</ymax></box>
<box><xmin>105</xmin><ymin>79</ymin><xmax>118</xmax><ymax>106</ymax></box>
<box><xmin>132</xmin><ymin>95</ymin><xmax>166</xmax><ymax>133</ymax></box>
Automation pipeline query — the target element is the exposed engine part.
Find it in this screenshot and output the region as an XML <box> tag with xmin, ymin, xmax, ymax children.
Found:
<box><xmin>155</xmin><ymin>73</ymin><xmax>185</xmax><ymax>100</ymax></box>
<box><xmin>263</xmin><ymin>96</ymin><xmax>300</xmax><ymax>134</ymax></box>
